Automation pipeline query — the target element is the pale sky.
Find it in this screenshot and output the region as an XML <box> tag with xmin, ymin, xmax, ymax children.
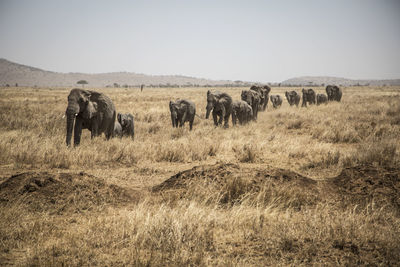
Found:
<box><xmin>0</xmin><ymin>0</ymin><xmax>399</xmax><ymax>82</ymax></box>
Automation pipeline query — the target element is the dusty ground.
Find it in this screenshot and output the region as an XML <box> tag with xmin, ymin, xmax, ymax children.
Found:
<box><xmin>0</xmin><ymin>86</ymin><xmax>399</xmax><ymax>265</ymax></box>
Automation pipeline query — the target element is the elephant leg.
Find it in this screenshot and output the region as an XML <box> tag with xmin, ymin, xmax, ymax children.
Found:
<box><xmin>218</xmin><ymin>115</ymin><xmax>223</xmax><ymax>126</ymax></box>
<box><xmin>232</xmin><ymin>112</ymin><xmax>237</xmax><ymax>126</ymax></box>
<box><xmin>181</xmin><ymin>111</ymin><xmax>187</xmax><ymax>126</ymax></box>
<box><xmin>74</xmin><ymin>118</ymin><xmax>83</xmax><ymax>146</ymax></box>
<box><xmin>223</xmin><ymin>114</ymin><xmax>229</xmax><ymax>128</ymax></box>
<box><xmin>212</xmin><ymin>111</ymin><xmax>218</xmax><ymax>126</ymax></box>
<box><xmin>253</xmin><ymin>105</ymin><xmax>258</xmax><ymax>120</ymax></box>
<box><xmin>189</xmin><ymin>119</ymin><xmax>193</xmax><ymax>131</ymax></box>
<box><xmin>220</xmin><ymin>106</ymin><xmax>226</xmax><ymax>126</ymax></box>
<box><xmin>91</xmin><ymin>120</ymin><xmax>99</xmax><ymax>139</ymax></box>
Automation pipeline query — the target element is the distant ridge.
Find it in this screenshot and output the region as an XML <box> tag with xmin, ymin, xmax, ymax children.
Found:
<box><xmin>0</xmin><ymin>58</ymin><xmax>248</xmax><ymax>87</ymax></box>
<box><xmin>281</xmin><ymin>76</ymin><xmax>400</xmax><ymax>86</ymax></box>
<box><xmin>1</xmin><ymin>58</ymin><xmax>399</xmax><ymax>87</ymax></box>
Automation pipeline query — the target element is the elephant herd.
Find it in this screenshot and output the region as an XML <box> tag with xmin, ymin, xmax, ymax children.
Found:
<box><xmin>65</xmin><ymin>85</ymin><xmax>342</xmax><ymax>146</ymax></box>
<box><xmin>170</xmin><ymin>85</ymin><xmax>342</xmax><ymax>130</ymax></box>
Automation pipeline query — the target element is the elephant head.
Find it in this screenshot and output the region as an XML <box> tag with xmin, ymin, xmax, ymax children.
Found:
<box><xmin>326</xmin><ymin>85</ymin><xmax>342</xmax><ymax>101</ymax></box>
<box><xmin>117</xmin><ymin>113</ymin><xmax>129</xmax><ymax>128</ymax></box>
<box><xmin>205</xmin><ymin>90</ymin><xmax>216</xmax><ymax>119</ymax></box>
<box><xmin>65</xmin><ymin>89</ymin><xmax>92</xmax><ymax>146</ymax></box>
<box><xmin>241</xmin><ymin>90</ymin><xmax>255</xmax><ymax>106</ymax></box>
<box><xmin>301</xmin><ymin>88</ymin><xmax>316</xmax><ymax>107</ymax></box>
<box><xmin>263</xmin><ymin>85</ymin><xmax>271</xmax><ymax>95</ymax></box>
<box><xmin>169</xmin><ymin>101</ymin><xmax>179</xmax><ymax>127</ymax></box>
<box><xmin>285</xmin><ymin>91</ymin><xmax>290</xmax><ymax>102</ymax></box>
<box><xmin>214</xmin><ymin>98</ymin><xmax>227</xmax><ymax>117</ymax></box>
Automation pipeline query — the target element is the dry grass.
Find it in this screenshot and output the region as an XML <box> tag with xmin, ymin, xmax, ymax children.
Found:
<box><xmin>0</xmin><ymin>85</ymin><xmax>399</xmax><ymax>266</ymax></box>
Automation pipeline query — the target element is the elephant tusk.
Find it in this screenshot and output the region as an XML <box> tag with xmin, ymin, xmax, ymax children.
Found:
<box><xmin>62</xmin><ymin>114</ymin><xmax>65</xmax><ymax>119</ymax></box>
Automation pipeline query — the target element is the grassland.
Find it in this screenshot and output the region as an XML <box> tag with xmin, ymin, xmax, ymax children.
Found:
<box><xmin>0</xmin><ymin>85</ymin><xmax>399</xmax><ymax>266</ymax></box>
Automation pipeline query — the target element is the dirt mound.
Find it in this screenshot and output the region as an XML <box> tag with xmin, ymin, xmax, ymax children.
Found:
<box><xmin>327</xmin><ymin>165</ymin><xmax>400</xmax><ymax>211</ymax></box>
<box><xmin>154</xmin><ymin>163</ymin><xmax>400</xmax><ymax>210</ymax></box>
<box><xmin>153</xmin><ymin>163</ymin><xmax>320</xmax><ymax>209</ymax></box>
<box><xmin>153</xmin><ymin>163</ymin><xmax>240</xmax><ymax>191</ymax></box>
<box><xmin>0</xmin><ymin>171</ymin><xmax>135</xmax><ymax>214</ymax></box>
<box><xmin>153</xmin><ymin>163</ymin><xmax>316</xmax><ymax>191</ymax></box>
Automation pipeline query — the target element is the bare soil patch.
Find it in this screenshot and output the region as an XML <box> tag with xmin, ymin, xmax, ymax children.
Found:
<box><xmin>326</xmin><ymin>165</ymin><xmax>400</xmax><ymax>211</ymax></box>
<box><xmin>0</xmin><ymin>171</ymin><xmax>136</xmax><ymax>214</ymax></box>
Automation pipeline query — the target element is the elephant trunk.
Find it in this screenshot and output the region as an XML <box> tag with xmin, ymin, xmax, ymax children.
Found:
<box><xmin>66</xmin><ymin>113</ymin><xmax>75</xmax><ymax>146</ymax></box>
<box><xmin>171</xmin><ymin>112</ymin><xmax>177</xmax><ymax>127</ymax></box>
<box><xmin>205</xmin><ymin>102</ymin><xmax>213</xmax><ymax>119</ymax></box>
<box><xmin>65</xmin><ymin>104</ymin><xmax>79</xmax><ymax>146</ymax></box>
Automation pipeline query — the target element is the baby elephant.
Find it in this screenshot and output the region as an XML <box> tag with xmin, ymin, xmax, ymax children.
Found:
<box><xmin>317</xmin><ymin>94</ymin><xmax>328</xmax><ymax>105</ymax></box>
<box><xmin>270</xmin><ymin>95</ymin><xmax>283</xmax><ymax>108</ymax></box>
<box><xmin>169</xmin><ymin>99</ymin><xmax>196</xmax><ymax>130</ymax></box>
<box><xmin>232</xmin><ymin>100</ymin><xmax>253</xmax><ymax>126</ymax></box>
<box><xmin>117</xmin><ymin>113</ymin><xmax>135</xmax><ymax>139</ymax></box>
<box><xmin>114</xmin><ymin>121</ymin><xmax>123</xmax><ymax>137</ymax></box>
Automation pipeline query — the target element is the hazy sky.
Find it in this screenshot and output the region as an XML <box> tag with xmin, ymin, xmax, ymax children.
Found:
<box><xmin>1</xmin><ymin>0</ymin><xmax>399</xmax><ymax>82</ymax></box>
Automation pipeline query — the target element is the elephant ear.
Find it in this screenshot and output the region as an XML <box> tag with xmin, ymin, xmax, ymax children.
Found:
<box><xmin>81</xmin><ymin>90</ymin><xmax>91</xmax><ymax>103</ymax></box>
<box><xmin>117</xmin><ymin>113</ymin><xmax>122</xmax><ymax>123</ymax></box>
<box><xmin>83</xmin><ymin>101</ymin><xmax>97</xmax><ymax>119</ymax></box>
<box><xmin>207</xmin><ymin>90</ymin><xmax>211</xmax><ymax>96</ymax></box>
<box><xmin>169</xmin><ymin>101</ymin><xmax>173</xmax><ymax>111</ymax></box>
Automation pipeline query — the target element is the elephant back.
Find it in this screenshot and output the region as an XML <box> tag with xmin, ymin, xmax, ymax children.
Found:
<box><xmin>178</xmin><ymin>99</ymin><xmax>196</xmax><ymax>115</ymax></box>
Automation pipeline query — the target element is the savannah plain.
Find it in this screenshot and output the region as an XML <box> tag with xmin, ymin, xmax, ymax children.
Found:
<box><xmin>0</xmin><ymin>85</ymin><xmax>399</xmax><ymax>266</ymax></box>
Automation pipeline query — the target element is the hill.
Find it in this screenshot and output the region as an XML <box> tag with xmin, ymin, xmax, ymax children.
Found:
<box><xmin>0</xmin><ymin>58</ymin><xmax>244</xmax><ymax>87</ymax></box>
<box><xmin>1</xmin><ymin>58</ymin><xmax>399</xmax><ymax>88</ymax></box>
<box><xmin>281</xmin><ymin>76</ymin><xmax>400</xmax><ymax>86</ymax></box>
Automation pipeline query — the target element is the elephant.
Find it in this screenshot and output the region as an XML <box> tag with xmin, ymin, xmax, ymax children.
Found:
<box><xmin>114</xmin><ymin>121</ymin><xmax>123</xmax><ymax>138</ymax></box>
<box><xmin>250</xmin><ymin>85</ymin><xmax>271</xmax><ymax>111</ymax></box>
<box><xmin>66</xmin><ymin>88</ymin><xmax>116</xmax><ymax>146</ymax></box>
<box><xmin>270</xmin><ymin>95</ymin><xmax>283</xmax><ymax>108</ymax></box>
<box><xmin>316</xmin><ymin>94</ymin><xmax>328</xmax><ymax>105</ymax></box>
<box><xmin>117</xmin><ymin>113</ymin><xmax>135</xmax><ymax>139</ymax></box>
<box><xmin>232</xmin><ymin>100</ymin><xmax>253</xmax><ymax>126</ymax></box>
<box><xmin>301</xmin><ymin>88</ymin><xmax>316</xmax><ymax>107</ymax></box>
<box><xmin>326</xmin><ymin>85</ymin><xmax>342</xmax><ymax>102</ymax></box>
<box><xmin>285</xmin><ymin>91</ymin><xmax>300</xmax><ymax>107</ymax></box>
<box><xmin>206</xmin><ymin>90</ymin><xmax>233</xmax><ymax>128</ymax></box>
<box><xmin>169</xmin><ymin>99</ymin><xmax>196</xmax><ymax>130</ymax></box>
<box><xmin>241</xmin><ymin>90</ymin><xmax>260</xmax><ymax>120</ymax></box>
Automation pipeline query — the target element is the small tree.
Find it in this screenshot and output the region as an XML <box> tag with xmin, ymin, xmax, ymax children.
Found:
<box><xmin>77</xmin><ymin>80</ymin><xmax>88</xmax><ymax>88</ymax></box>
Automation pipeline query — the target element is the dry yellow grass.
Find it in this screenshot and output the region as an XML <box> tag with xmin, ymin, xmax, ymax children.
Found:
<box><xmin>0</xmin><ymin>85</ymin><xmax>399</xmax><ymax>266</ymax></box>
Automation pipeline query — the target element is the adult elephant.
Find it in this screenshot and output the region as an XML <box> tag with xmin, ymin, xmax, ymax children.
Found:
<box><xmin>232</xmin><ymin>100</ymin><xmax>253</xmax><ymax>126</ymax></box>
<box><xmin>250</xmin><ymin>85</ymin><xmax>271</xmax><ymax>111</ymax></box>
<box><xmin>301</xmin><ymin>88</ymin><xmax>316</xmax><ymax>107</ymax></box>
<box><xmin>316</xmin><ymin>94</ymin><xmax>328</xmax><ymax>105</ymax></box>
<box><xmin>326</xmin><ymin>85</ymin><xmax>342</xmax><ymax>102</ymax></box>
<box><xmin>241</xmin><ymin>90</ymin><xmax>260</xmax><ymax>120</ymax></box>
<box><xmin>270</xmin><ymin>95</ymin><xmax>283</xmax><ymax>108</ymax></box>
<box><xmin>169</xmin><ymin>99</ymin><xmax>196</xmax><ymax>130</ymax></box>
<box><xmin>285</xmin><ymin>91</ymin><xmax>300</xmax><ymax>107</ymax></box>
<box><xmin>206</xmin><ymin>90</ymin><xmax>232</xmax><ymax>128</ymax></box>
<box><xmin>65</xmin><ymin>88</ymin><xmax>116</xmax><ymax>146</ymax></box>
